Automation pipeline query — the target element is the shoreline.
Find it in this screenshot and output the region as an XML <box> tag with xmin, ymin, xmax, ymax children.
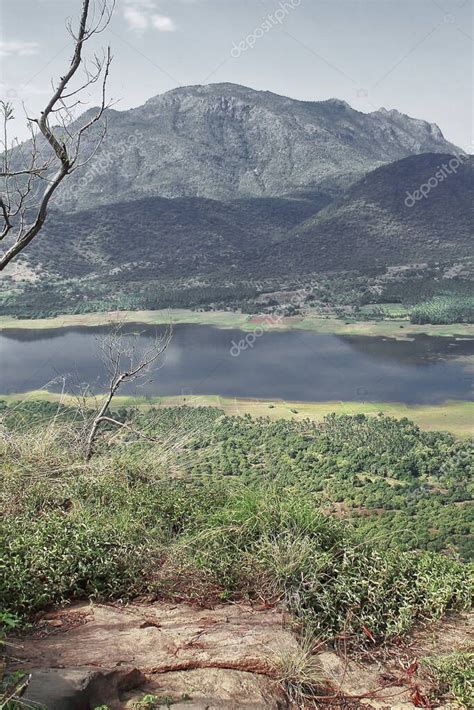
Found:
<box><xmin>2</xmin><ymin>391</ymin><xmax>472</xmax><ymax>437</ymax></box>
<box><xmin>1</xmin><ymin>308</ymin><xmax>473</xmax><ymax>339</ymax></box>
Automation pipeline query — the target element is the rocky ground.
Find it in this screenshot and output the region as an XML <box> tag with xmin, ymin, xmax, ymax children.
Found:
<box><xmin>5</xmin><ymin>603</ymin><xmax>472</xmax><ymax>709</ymax></box>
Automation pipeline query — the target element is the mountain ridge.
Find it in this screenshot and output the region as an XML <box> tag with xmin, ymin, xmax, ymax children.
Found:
<box><xmin>41</xmin><ymin>82</ymin><xmax>462</xmax><ymax>210</ymax></box>
<box><xmin>16</xmin><ymin>153</ymin><xmax>472</xmax><ymax>284</ymax></box>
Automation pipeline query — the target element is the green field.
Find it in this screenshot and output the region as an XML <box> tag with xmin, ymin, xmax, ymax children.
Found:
<box><xmin>2</xmin><ymin>391</ymin><xmax>472</xmax><ymax>438</ymax></box>
<box><xmin>1</xmin><ymin>308</ymin><xmax>474</xmax><ymax>339</ymax></box>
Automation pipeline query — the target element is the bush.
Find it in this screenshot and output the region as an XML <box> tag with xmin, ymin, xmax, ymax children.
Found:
<box><xmin>423</xmin><ymin>652</ymin><xmax>474</xmax><ymax>707</ymax></box>
<box><xmin>179</xmin><ymin>487</ymin><xmax>472</xmax><ymax>641</ymax></box>
<box><xmin>0</xmin><ymin>408</ymin><xmax>472</xmax><ymax>647</ymax></box>
<box><xmin>1</xmin><ymin>513</ymin><xmax>152</xmax><ymax>615</ymax></box>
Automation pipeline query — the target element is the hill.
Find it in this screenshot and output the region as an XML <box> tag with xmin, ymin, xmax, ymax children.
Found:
<box><xmin>12</xmin><ymin>83</ymin><xmax>460</xmax><ymax>211</ymax></box>
<box><xmin>14</xmin><ymin>154</ymin><xmax>473</xmax><ymax>280</ymax></box>
<box><xmin>270</xmin><ymin>153</ymin><xmax>473</xmax><ymax>273</ymax></box>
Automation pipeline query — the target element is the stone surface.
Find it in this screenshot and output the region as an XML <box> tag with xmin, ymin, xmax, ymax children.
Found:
<box><xmin>17</xmin><ymin>667</ymin><xmax>145</xmax><ymax>710</ymax></box>
<box><xmin>9</xmin><ymin>602</ymin><xmax>295</xmax><ymax>709</ymax></box>
<box><xmin>8</xmin><ymin>605</ymin><xmax>472</xmax><ymax>709</ymax></box>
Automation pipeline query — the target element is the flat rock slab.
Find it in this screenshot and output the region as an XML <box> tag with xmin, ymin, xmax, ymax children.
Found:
<box><xmin>9</xmin><ymin>602</ymin><xmax>296</xmax><ymax>709</ymax></box>
<box><xmin>8</xmin><ymin>605</ymin><xmax>472</xmax><ymax>709</ymax></box>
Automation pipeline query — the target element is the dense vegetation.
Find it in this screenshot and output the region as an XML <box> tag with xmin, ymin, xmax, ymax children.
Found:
<box><xmin>127</xmin><ymin>406</ymin><xmax>472</xmax><ymax>559</ymax></box>
<box><xmin>2</xmin><ymin>154</ymin><xmax>472</xmax><ymax>323</ymax></box>
<box><xmin>410</xmin><ymin>296</ymin><xmax>474</xmax><ymax>325</ymax></box>
<box><xmin>1</xmin><ymin>401</ymin><xmax>472</xmax><ymax>646</ymax></box>
<box><xmin>3</xmin><ymin>265</ymin><xmax>473</xmax><ymax>325</ymax></box>
<box><xmin>422</xmin><ymin>652</ymin><xmax>474</xmax><ymax>707</ymax></box>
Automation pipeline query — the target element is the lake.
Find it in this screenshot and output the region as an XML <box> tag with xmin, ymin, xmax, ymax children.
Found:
<box><xmin>0</xmin><ymin>324</ymin><xmax>472</xmax><ymax>403</ymax></box>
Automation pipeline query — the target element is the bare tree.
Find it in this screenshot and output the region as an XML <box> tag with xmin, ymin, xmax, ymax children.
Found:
<box><xmin>0</xmin><ymin>0</ymin><xmax>115</xmax><ymax>271</ymax></box>
<box><xmin>85</xmin><ymin>322</ymin><xmax>172</xmax><ymax>460</ymax></box>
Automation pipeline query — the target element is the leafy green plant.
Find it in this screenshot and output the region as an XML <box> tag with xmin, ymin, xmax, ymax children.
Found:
<box><xmin>133</xmin><ymin>694</ymin><xmax>191</xmax><ymax>709</ymax></box>
<box><xmin>423</xmin><ymin>652</ymin><xmax>473</xmax><ymax>707</ymax></box>
<box><xmin>0</xmin><ymin>405</ymin><xmax>472</xmax><ymax>647</ymax></box>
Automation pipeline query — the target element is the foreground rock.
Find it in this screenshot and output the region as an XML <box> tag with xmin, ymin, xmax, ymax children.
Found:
<box><xmin>7</xmin><ymin>603</ymin><xmax>472</xmax><ymax>709</ymax></box>
<box><xmin>8</xmin><ymin>602</ymin><xmax>296</xmax><ymax>709</ymax></box>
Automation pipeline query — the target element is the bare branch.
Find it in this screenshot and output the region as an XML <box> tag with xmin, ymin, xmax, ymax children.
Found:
<box><xmin>85</xmin><ymin>322</ymin><xmax>172</xmax><ymax>460</ymax></box>
<box><xmin>0</xmin><ymin>197</ymin><xmax>12</xmax><ymax>241</ymax></box>
<box><xmin>0</xmin><ymin>0</ymin><xmax>115</xmax><ymax>271</ymax></box>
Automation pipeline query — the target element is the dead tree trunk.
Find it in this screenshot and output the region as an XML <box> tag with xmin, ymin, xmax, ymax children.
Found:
<box><xmin>0</xmin><ymin>0</ymin><xmax>115</xmax><ymax>270</ymax></box>
<box><xmin>85</xmin><ymin>322</ymin><xmax>171</xmax><ymax>460</ymax></box>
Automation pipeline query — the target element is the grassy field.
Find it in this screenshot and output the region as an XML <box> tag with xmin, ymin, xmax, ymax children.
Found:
<box><xmin>2</xmin><ymin>391</ymin><xmax>472</xmax><ymax>437</ymax></box>
<box><xmin>1</xmin><ymin>308</ymin><xmax>473</xmax><ymax>339</ymax></box>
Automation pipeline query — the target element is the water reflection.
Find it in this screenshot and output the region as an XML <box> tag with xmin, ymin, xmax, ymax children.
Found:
<box><xmin>0</xmin><ymin>324</ymin><xmax>472</xmax><ymax>404</ymax></box>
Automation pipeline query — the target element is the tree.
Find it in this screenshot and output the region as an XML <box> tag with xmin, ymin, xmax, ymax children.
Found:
<box><xmin>85</xmin><ymin>321</ymin><xmax>172</xmax><ymax>460</ymax></box>
<box><xmin>0</xmin><ymin>0</ymin><xmax>115</xmax><ymax>271</ymax></box>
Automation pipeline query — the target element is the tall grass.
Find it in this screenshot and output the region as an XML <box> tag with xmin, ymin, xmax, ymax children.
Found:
<box><xmin>0</xmin><ymin>416</ymin><xmax>472</xmax><ymax>647</ymax></box>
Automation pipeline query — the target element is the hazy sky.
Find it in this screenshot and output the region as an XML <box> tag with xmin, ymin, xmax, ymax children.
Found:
<box><xmin>1</xmin><ymin>0</ymin><xmax>472</xmax><ymax>149</ymax></box>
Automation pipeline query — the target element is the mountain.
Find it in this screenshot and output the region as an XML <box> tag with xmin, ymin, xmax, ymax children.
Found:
<box><xmin>47</xmin><ymin>83</ymin><xmax>460</xmax><ymax>210</ymax></box>
<box><xmin>19</xmin><ymin>154</ymin><xmax>472</xmax><ymax>285</ymax></box>
<box><xmin>3</xmin><ymin>86</ymin><xmax>470</xmax><ymax>317</ymax></box>
<box><xmin>269</xmin><ymin>153</ymin><xmax>474</xmax><ymax>273</ymax></box>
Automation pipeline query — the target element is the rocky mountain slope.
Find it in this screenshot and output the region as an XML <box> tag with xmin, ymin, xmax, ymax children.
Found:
<box><xmin>20</xmin><ymin>154</ymin><xmax>472</xmax><ymax>284</ymax></box>
<box><xmin>48</xmin><ymin>83</ymin><xmax>461</xmax><ymax>210</ymax></box>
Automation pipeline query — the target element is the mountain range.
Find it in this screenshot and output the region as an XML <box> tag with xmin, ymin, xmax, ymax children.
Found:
<box><xmin>50</xmin><ymin>82</ymin><xmax>461</xmax><ymax>210</ymax></box>
<box><xmin>3</xmin><ymin>83</ymin><xmax>471</xmax><ymax>315</ymax></box>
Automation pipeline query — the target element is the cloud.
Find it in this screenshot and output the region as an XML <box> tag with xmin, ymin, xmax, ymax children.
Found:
<box><xmin>0</xmin><ymin>41</ymin><xmax>39</xmax><ymax>57</ymax></box>
<box><xmin>124</xmin><ymin>6</ymin><xmax>148</xmax><ymax>30</ymax></box>
<box><xmin>123</xmin><ymin>1</ymin><xmax>177</xmax><ymax>32</ymax></box>
<box><xmin>151</xmin><ymin>14</ymin><xmax>176</xmax><ymax>32</ymax></box>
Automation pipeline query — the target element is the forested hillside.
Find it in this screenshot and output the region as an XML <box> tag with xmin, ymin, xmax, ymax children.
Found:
<box><xmin>274</xmin><ymin>153</ymin><xmax>473</xmax><ymax>273</ymax></box>
<box><xmin>2</xmin><ymin>153</ymin><xmax>472</xmax><ymax>320</ymax></box>
<box><xmin>2</xmin><ymin>401</ymin><xmax>472</xmax><ymax>560</ymax></box>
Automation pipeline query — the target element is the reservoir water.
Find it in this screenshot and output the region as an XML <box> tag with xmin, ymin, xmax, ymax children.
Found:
<box><xmin>1</xmin><ymin>324</ymin><xmax>473</xmax><ymax>404</ymax></box>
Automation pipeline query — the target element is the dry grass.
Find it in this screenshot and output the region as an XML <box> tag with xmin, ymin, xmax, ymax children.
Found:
<box><xmin>271</xmin><ymin>634</ymin><xmax>327</xmax><ymax>706</ymax></box>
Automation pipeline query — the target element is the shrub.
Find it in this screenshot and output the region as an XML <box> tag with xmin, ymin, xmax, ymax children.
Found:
<box><xmin>0</xmin><ymin>409</ymin><xmax>472</xmax><ymax>647</ymax></box>
<box><xmin>423</xmin><ymin>652</ymin><xmax>474</xmax><ymax>707</ymax></box>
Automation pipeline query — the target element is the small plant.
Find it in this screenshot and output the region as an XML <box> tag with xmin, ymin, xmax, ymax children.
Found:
<box><xmin>270</xmin><ymin>635</ymin><xmax>324</xmax><ymax>706</ymax></box>
<box><xmin>423</xmin><ymin>652</ymin><xmax>473</xmax><ymax>708</ymax></box>
<box><xmin>0</xmin><ymin>612</ymin><xmax>23</xmax><ymax>708</ymax></box>
<box><xmin>0</xmin><ymin>612</ymin><xmax>20</xmax><ymax>636</ymax></box>
<box><xmin>0</xmin><ymin>671</ymin><xmax>31</xmax><ymax>710</ymax></box>
<box><xmin>133</xmin><ymin>695</ymin><xmax>159</xmax><ymax>710</ymax></box>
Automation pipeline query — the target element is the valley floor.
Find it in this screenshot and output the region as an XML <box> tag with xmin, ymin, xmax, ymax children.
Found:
<box><xmin>1</xmin><ymin>308</ymin><xmax>474</xmax><ymax>339</ymax></box>
<box><xmin>2</xmin><ymin>391</ymin><xmax>473</xmax><ymax>437</ymax></box>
